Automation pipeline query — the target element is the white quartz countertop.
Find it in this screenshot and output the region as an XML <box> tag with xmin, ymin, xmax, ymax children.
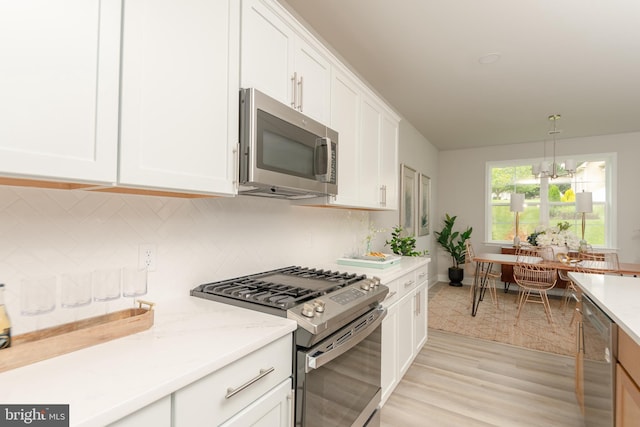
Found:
<box><xmin>0</xmin><ymin>296</ymin><xmax>297</xmax><ymax>427</ymax></box>
<box><xmin>568</xmin><ymin>272</ymin><xmax>640</xmax><ymax>345</ymax></box>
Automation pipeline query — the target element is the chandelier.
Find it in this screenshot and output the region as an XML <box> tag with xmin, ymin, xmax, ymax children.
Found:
<box><xmin>532</xmin><ymin>114</ymin><xmax>576</xmax><ymax>179</ymax></box>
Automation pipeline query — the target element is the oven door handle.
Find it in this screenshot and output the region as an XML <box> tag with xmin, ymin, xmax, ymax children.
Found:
<box><xmin>306</xmin><ymin>306</ymin><xmax>386</xmax><ymax>373</ymax></box>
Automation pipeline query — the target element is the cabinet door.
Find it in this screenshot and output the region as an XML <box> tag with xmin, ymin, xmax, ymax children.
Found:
<box><xmin>119</xmin><ymin>0</ymin><xmax>238</xmax><ymax>195</ymax></box>
<box><xmin>173</xmin><ymin>335</ymin><xmax>292</xmax><ymax>426</ymax></box>
<box><xmin>0</xmin><ymin>0</ymin><xmax>120</xmax><ymax>183</ymax></box>
<box><xmin>329</xmin><ymin>69</ymin><xmax>360</xmax><ymax>206</ymax></box>
<box><xmin>359</xmin><ymin>94</ymin><xmax>382</xmax><ymax>207</ymax></box>
<box><xmin>414</xmin><ymin>283</ymin><xmax>428</xmax><ymax>352</ymax></box>
<box><xmin>381</xmin><ymin>303</ymin><xmax>399</xmax><ymax>405</ymax></box>
<box><xmin>616</xmin><ymin>363</ymin><xmax>640</xmax><ymax>427</ymax></box>
<box><xmin>379</xmin><ymin>112</ymin><xmax>399</xmax><ymax>210</ymax></box>
<box><xmin>292</xmin><ymin>40</ymin><xmax>330</xmax><ymax>124</ymax></box>
<box><xmin>107</xmin><ymin>396</ymin><xmax>171</xmax><ymax>427</ymax></box>
<box><xmin>241</xmin><ymin>0</ymin><xmax>293</xmax><ymax>106</ymax></box>
<box><xmin>220</xmin><ymin>379</ymin><xmax>293</xmax><ymax>427</ymax></box>
<box><xmin>398</xmin><ymin>291</ymin><xmax>415</xmax><ymax>377</ymax></box>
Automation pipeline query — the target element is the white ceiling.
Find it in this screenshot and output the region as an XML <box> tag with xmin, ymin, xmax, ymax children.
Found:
<box><xmin>280</xmin><ymin>0</ymin><xmax>640</xmax><ymax>150</ymax></box>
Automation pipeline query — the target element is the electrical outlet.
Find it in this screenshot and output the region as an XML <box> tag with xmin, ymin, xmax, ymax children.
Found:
<box><xmin>138</xmin><ymin>244</ymin><xmax>157</xmax><ymax>271</ymax></box>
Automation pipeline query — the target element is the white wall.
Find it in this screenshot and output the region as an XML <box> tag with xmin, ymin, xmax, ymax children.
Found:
<box><xmin>371</xmin><ymin>119</ymin><xmax>439</xmax><ymax>284</ymax></box>
<box><xmin>0</xmin><ymin>186</ymin><xmax>370</xmax><ymax>334</ymax></box>
<box><xmin>436</xmin><ymin>131</ymin><xmax>640</xmax><ymax>280</ymax></box>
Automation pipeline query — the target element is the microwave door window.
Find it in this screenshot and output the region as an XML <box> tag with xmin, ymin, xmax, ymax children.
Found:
<box><xmin>262</xmin><ymin>130</ymin><xmax>314</xmax><ymax>178</ymax></box>
<box><xmin>257</xmin><ymin>110</ymin><xmax>318</xmax><ymax>180</ymax></box>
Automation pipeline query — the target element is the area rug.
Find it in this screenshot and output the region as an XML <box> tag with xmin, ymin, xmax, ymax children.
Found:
<box><xmin>428</xmin><ymin>282</ymin><xmax>576</xmax><ymax>356</ymax></box>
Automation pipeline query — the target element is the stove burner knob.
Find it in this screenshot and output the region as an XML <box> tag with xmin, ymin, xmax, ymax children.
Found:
<box><xmin>372</xmin><ymin>276</ymin><xmax>381</xmax><ymax>287</ymax></box>
<box><xmin>314</xmin><ymin>300</ymin><xmax>326</xmax><ymax>313</ymax></box>
<box><xmin>360</xmin><ymin>281</ymin><xmax>371</xmax><ymax>291</ymax></box>
<box><xmin>301</xmin><ymin>303</ymin><xmax>316</xmax><ymax>318</ymax></box>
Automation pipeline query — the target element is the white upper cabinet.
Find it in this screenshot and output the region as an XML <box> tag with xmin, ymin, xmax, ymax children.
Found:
<box><xmin>292</xmin><ymin>40</ymin><xmax>331</xmax><ymax>124</ymax></box>
<box><xmin>320</xmin><ymin>70</ymin><xmax>399</xmax><ymax>210</ymax></box>
<box><xmin>240</xmin><ymin>0</ymin><xmax>291</xmax><ymax>106</ymax></box>
<box><xmin>0</xmin><ymin>0</ymin><xmax>121</xmax><ymax>184</ymax></box>
<box><xmin>241</xmin><ymin>0</ymin><xmax>330</xmax><ymax>124</ymax></box>
<box><xmin>360</xmin><ymin>94</ymin><xmax>384</xmax><ymax>207</ymax></box>
<box><xmin>119</xmin><ymin>0</ymin><xmax>239</xmax><ymax>195</ymax></box>
<box><xmin>329</xmin><ymin>69</ymin><xmax>361</xmax><ymax>207</ymax></box>
<box><xmin>380</xmin><ymin>109</ymin><xmax>399</xmax><ymax>210</ymax></box>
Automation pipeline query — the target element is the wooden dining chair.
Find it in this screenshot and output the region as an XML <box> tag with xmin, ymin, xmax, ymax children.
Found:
<box><xmin>465</xmin><ymin>241</ymin><xmax>500</xmax><ymax>308</ymax></box>
<box><xmin>513</xmin><ymin>247</ymin><xmax>558</xmax><ymax>325</ymax></box>
<box><xmin>576</xmin><ymin>250</ymin><xmax>620</xmax><ymax>274</ymax></box>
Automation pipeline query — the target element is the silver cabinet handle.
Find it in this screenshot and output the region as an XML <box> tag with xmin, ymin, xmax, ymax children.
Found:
<box><xmin>298</xmin><ymin>75</ymin><xmax>303</xmax><ymax>111</ymax></box>
<box><xmin>225</xmin><ymin>367</ymin><xmax>275</xmax><ymax>399</ymax></box>
<box><xmin>404</xmin><ymin>280</ymin><xmax>415</xmax><ymax>288</ymax></box>
<box><xmin>290</xmin><ymin>72</ymin><xmax>297</xmax><ymax>108</ymax></box>
<box><xmin>232</xmin><ymin>146</ymin><xmax>239</xmax><ymax>188</ymax></box>
<box><xmin>415</xmin><ymin>292</ymin><xmax>421</xmax><ymax>316</ymax></box>
<box><xmin>418</xmin><ymin>272</ymin><xmax>426</xmax><ymax>280</ymax></box>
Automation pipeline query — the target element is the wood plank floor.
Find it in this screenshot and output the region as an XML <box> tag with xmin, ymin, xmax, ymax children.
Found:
<box><xmin>380</xmin><ymin>329</ymin><xmax>586</xmax><ymax>427</ymax></box>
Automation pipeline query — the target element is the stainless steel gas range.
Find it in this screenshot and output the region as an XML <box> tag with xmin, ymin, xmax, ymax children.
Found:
<box><xmin>191</xmin><ymin>266</ymin><xmax>388</xmax><ymax>427</ymax></box>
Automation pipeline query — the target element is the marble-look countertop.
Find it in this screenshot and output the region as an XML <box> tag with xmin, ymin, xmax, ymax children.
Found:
<box><xmin>0</xmin><ymin>296</ymin><xmax>297</xmax><ymax>426</ymax></box>
<box><xmin>568</xmin><ymin>272</ymin><xmax>640</xmax><ymax>345</ymax></box>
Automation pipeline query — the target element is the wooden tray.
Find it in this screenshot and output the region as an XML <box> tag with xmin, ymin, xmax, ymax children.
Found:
<box><xmin>0</xmin><ymin>300</ymin><xmax>155</xmax><ymax>373</ymax></box>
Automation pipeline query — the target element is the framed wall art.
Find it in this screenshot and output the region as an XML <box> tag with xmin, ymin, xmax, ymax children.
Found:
<box><xmin>418</xmin><ymin>173</ymin><xmax>431</xmax><ymax>236</ymax></box>
<box><xmin>399</xmin><ymin>164</ymin><xmax>417</xmax><ymax>236</ymax></box>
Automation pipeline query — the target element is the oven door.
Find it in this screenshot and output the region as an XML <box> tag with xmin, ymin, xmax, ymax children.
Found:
<box><xmin>296</xmin><ymin>306</ymin><xmax>385</xmax><ymax>427</ymax></box>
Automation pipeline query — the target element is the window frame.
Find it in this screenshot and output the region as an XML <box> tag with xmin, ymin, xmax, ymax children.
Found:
<box><xmin>485</xmin><ymin>152</ymin><xmax>617</xmax><ymax>248</ymax></box>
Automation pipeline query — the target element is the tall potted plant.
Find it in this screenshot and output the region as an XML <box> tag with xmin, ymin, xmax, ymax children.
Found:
<box><xmin>434</xmin><ymin>214</ymin><xmax>473</xmax><ymax>286</ymax></box>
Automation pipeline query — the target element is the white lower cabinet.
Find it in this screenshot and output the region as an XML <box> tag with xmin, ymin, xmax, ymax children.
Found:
<box><xmin>111</xmin><ymin>334</ymin><xmax>293</xmax><ymax>426</ymax></box>
<box><xmin>397</xmin><ymin>291</ymin><xmax>416</xmax><ymax>377</ymax></box>
<box><xmin>220</xmin><ymin>378</ymin><xmax>293</xmax><ymax>427</ymax></box>
<box><xmin>173</xmin><ymin>334</ymin><xmax>292</xmax><ymax>426</ymax></box>
<box><xmin>107</xmin><ymin>396</ymin><xmax>171</xmax><ymax>427</ymax></box>
<box><xmin>414</xmin><ymin>282</ymin><xmax>428</xmax><ymax>353</ymax></box>
<box><xmin>381</xmin><ymin>302</ymin><xmax>399</xmax><ymax>405</ymax></box>
<box><xmin>381</xmin><ymin>261</ymin><xmax>429</xmax><ymax>406</ymax></box>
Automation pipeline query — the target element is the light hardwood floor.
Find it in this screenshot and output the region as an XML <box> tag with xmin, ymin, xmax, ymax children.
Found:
<box><xmin>380</xmin><ymin>329</ymin><xmax>585</xmax><ymax>427</ymax></box>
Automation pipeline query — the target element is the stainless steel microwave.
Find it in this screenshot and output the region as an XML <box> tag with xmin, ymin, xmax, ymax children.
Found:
<box><xmin>239</xmin><ymin>88</ymin><xmax>338</xmax><ymax>199</ymax></box>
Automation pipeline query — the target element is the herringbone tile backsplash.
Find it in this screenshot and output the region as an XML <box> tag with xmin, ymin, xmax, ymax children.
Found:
<box><xmin>0</xmin><ymin>186</ymin><xmax>370</xmax><ymax>334</ymax></box>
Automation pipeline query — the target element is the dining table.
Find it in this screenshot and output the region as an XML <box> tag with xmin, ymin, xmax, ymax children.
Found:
<box><xmin>470</xmin><ymin>252</ymin><xmax>640</xmax><ymax>316</ymax></box>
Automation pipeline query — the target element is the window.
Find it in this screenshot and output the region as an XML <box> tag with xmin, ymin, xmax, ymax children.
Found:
<box><xmin>486</xmin><ymin>153</ymin><xmax>616</xmax><ymax>248</ymax></box>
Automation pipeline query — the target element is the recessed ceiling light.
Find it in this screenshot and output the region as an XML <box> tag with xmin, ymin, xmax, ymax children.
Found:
<box><xmin>478</xmin><ymin>52</ymin><xmax>501</xmax><ymax>64</ymax></box>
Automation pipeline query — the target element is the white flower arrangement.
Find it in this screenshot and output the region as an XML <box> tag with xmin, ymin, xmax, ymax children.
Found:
<box><xmin>528</xmin><ymin>221</ymin><xmax>580</xmax><ymax>250</ymax></box>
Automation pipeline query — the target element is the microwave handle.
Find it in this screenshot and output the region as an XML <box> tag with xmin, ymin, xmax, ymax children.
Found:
<box><xmin>314</xmin><ymin>137</ymin><xmax>332</xmax><ymax>182</ymax></box>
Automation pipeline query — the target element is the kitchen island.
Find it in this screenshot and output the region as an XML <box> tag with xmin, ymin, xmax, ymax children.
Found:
<box><xmin>569</xmin><ymin>272</ymin><xmax>640</xmax><ymax>425</ymax></box>
<box><xmin>0</xmin><ymin>296</ymin><xmax>296</xmax><ymax>426</ymax></box>
<box><xmin>568</xmin><ymin>272</ymin><xmax>640</xmax><ymax>344</ymax></box>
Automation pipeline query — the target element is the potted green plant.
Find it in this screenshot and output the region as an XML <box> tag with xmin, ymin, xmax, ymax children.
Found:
<box><xmin>384</xmin><ymin>225</ymin><xmax>429</xmax><ymax>257</ymax></box>
<box><xmin>434</xmin><ymin>214</ymin><xmax>472</xmax><ymax>286</ymax></box>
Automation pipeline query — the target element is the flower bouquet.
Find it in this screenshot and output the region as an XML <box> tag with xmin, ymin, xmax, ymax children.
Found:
<box><xmin>526</xmin><ymin>221</ymin><xmax>580</xmax><ymax>251</ymax></box>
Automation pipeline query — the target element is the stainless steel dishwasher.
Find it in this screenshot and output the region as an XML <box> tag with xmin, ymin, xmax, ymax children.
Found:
<box><xmin>581</xmin><ymin>294</ymin><xmax>617</xmax><ymax>427</ymax></box>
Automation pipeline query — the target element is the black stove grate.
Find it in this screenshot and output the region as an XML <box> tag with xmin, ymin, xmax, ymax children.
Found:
<box><xmin>193</xmin><ymin>266</ymin><xmax>366</xmax><ymax>310</ymax></box>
